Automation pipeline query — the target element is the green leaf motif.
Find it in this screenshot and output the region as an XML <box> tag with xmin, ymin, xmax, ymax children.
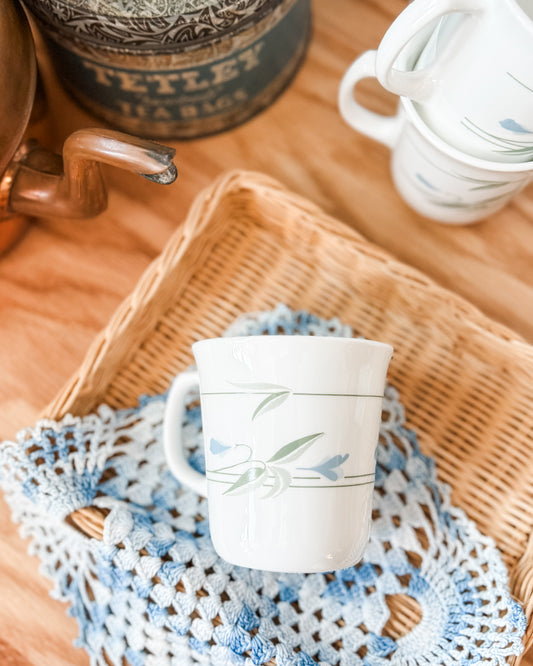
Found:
<box><xmin>430</xmin><ymin>194</ymin><xmax>508</xmax><ymax>210</ymax></box>
<box><xmin>209</xmin><ymin>460</ymin><xmax>254</xmax><ymax>475</ymax></box>
<box><xmin>268</xmin><ymin>432</ymin><xmax>324</xmax><ymax>464</ymax></box>
<box><xmin>470</xmin><ymin>182</ymin><xmax>510</xmax><ymax>191</ymax></box>
<box><xmin>230</xmin><ymin>381</ymin><xmax>290</xmax><ymax>391</ymax></box>
<box><xmin>252</xmin><ymin>391</ymin><xmax>291</xmax><ymax>420</ymax></box>
<box><xmin>223</xmin><ymin>465</ymin><xmax>266</xmax><ymax>496</ymax></box>
<box><xmin>263</xmin><ymin>466</ymin><xmax>292</xmax><ymax>498</ymax></box>
<box><xmin>507</xmin><ymin>72</ymin><xmax>533</xmax><ymax>95</ymax></box>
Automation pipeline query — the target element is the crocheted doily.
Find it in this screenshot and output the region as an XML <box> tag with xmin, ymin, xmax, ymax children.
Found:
<box><xmin>0</xmin><ymin>305</ymin><xmax>526</xmax><ymax>666</ymax></box>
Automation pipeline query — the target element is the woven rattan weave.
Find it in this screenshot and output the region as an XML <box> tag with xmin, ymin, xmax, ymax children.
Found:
<box><xmin>42</xmin><ymin>171</ymin><xmax>533</xmax><ymax>662</ymax></box>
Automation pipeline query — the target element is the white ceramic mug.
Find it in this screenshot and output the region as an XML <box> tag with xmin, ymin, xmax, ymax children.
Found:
<box><xmin>375</xmin><ymin>0</ymin><xmax>533</xmax><ymax>162</ymax></box>
<box><xmin>163</xmin><ymin>335</ymin><xmax>393</xmax><ymax>573</ymax></box>
<box><xmin>338</xmin><ymin>51</ymin><xmax>533</xmax><ymax>224</ymax></box>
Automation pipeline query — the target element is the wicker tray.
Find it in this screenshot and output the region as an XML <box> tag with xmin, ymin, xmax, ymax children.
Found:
<box><xmin>43</xmin><ymin>170</ymin><xmax>533</xmax><ymax>662</ymax></box>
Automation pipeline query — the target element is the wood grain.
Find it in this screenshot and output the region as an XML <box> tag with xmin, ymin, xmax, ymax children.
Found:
<box><xmin>0</xmin><ymin>0</ymin><xmax>531</xmax><ymax>663</ymax></box>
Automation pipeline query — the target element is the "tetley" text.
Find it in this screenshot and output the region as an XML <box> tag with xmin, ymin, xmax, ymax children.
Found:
<box><xmin>81</xmin><ymin>43</ymin><xmax>264</xmax><ymax>96</ymax></box>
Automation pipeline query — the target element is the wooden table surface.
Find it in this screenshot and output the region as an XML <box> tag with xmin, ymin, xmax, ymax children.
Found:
<box><xmin>1</xmin><ymin>1</ymin><xmax>532</xmax><ymax>664</ymax></box>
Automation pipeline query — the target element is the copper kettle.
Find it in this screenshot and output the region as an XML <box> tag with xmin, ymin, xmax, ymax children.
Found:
<box><xmin>0</xmin><ymin>0</ymin><xmax>177</xmax><ymax>254</ymax></box>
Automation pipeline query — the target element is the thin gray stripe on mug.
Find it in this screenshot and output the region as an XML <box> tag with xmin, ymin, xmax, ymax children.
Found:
<box><xmin>200</xmin><ymin>391</ymin><xmax>383</xmax><ymax>398</ymax></box>
<box><xmin>207</xmin><ymin>470</ymin><xmax>376</xmax><ymax>480</ymax></box>
<box><xmin>206</xmin><ymin>478</ymin><xmax>376</xmax><ymax>489</ymax></box>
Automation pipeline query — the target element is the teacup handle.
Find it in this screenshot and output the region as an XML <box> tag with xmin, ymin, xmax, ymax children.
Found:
<box><xmin>375</xmin><ymin>0</ymin><xmax>484</xmax><ymax>101</ymax></box>
<box><xmin>163</xmin><ymin>371</ymin><xmax>208</xmax><ymax>497</ymax></box>
<box><xmin>338</xmin><ymin>50</ymin><xmax>404</xmax><ymax>149</ymax></box>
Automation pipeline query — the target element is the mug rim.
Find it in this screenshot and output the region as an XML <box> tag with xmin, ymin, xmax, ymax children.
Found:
<box><xmin>193</xmin><ymin>335</ymin><xmax>393</xmax><ymax>352</ymax></box>
<box><xmin>401</xmin><ymin>96</ymin><xmax>533</xmax><ymax>173</ymax></box>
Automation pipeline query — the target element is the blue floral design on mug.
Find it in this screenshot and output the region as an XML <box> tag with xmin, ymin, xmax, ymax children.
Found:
<box><xmin>298</xmin><ymin>453</ymin><xmax>350</xmax><ymax>481</ymax></box>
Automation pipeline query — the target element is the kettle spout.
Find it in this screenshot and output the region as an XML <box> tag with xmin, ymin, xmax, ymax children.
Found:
<box><xmin>7</xmin><ymin>128</ymin><xmax>177</xmax><ymax>219</ymax></box>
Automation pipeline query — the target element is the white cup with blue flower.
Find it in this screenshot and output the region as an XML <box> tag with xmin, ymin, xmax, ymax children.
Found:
<box><xmin>163</xmin><ymin>335</ymin><xmax>392</xmax><ymax>573</ymax></box>
<box><xmin>339</xmin><ymin>50</ymin><xmax>533</xmax><ymax>224</ymax></box>
<box><xmin>374</xmin><ymin>0</ymin><xmax>533</xmax><ymax>163</ymax></box>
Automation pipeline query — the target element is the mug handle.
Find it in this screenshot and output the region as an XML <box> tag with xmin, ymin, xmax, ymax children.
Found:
<box><xmin>338</xmin><ymin>50</ymin><xmax>404</xmax><ymax>149</ymax></box>
<box><xmin>375</xmin><ymin>0</ymin><xmax>484</xmax><ymax>101</ymax></box>
<box><xmin>163</xmin><ymin>370</ymin><xmax>208</xmax><ymax>497</ymax></box>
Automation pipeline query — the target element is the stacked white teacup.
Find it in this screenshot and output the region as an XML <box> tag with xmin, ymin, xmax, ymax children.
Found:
<box><xmin>338</xmin><ymin>0</ymin><xmax>533</xmax><ymax>224</ymax></box>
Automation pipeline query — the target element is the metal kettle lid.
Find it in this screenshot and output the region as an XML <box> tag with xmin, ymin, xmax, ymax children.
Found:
<box><xmin>0</xmin><ymin>0</ymin><xmax>36</xmax><ymax>177</ymax></box>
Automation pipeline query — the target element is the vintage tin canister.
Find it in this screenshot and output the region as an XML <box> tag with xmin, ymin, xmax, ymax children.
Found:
<box><xmin>23</xmin><ymin>0</ymin><xmax>311</xmax><ymax>139</ymax></box>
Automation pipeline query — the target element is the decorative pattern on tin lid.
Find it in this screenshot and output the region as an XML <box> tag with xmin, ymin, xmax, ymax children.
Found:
<box><xmin>0</xmin><ymin>305</ymin><xmax>526</xmax><ymax>665</ymax></box>
<box><xmin>23</xmin><ymin>0</ymin><xmax>283</xmax><ymax>49</ymax></box>
<box><xmin>83</xmin><ymin>0</ymin><xmax>220</xmax><ymax>18</ymax></box>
